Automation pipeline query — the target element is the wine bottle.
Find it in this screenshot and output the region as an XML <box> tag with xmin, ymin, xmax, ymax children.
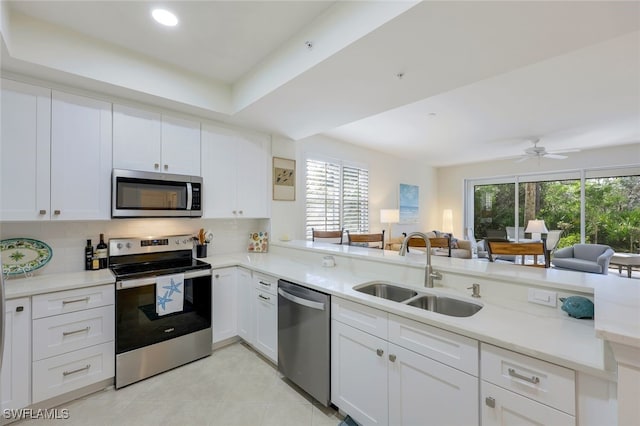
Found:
<box><xmin>85</xmin><ymin>239</ymin><xmax>93</xmax><ymax>270</ymax></box>
<box><xmin>96</xmin><ymin>234</ymin><xmax>108</xmax><ymax>269</ymax></box>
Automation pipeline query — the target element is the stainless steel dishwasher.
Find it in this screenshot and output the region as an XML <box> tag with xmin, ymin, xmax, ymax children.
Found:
<box><xmin>277</xmin><ymin>279</ymin><xmax>330</xmax><ymax>406</ymax></box>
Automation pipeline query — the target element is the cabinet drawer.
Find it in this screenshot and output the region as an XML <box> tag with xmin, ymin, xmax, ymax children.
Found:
<box><xmin>254</xmin><ymin>272</ymin><xmax>277</xmax><ymax>295</ymax></box>
<box><xmin>32</xmin><ymin>341</ymin><xmax>115</xmax><ymax>403</ymax></box>
<box><xmin>256</xmin><ymin>289</ymin><xmax>276</xmax><ymax>306</ymax></box>
<box><xmin>482</xmin><ymin>381</ymin><xmax>575</xmax><ymax>426</ymax></box>
<box><xmin>32</xmin><ymin>284</ymin><xmax>114</xmax><ymax>319</ymax></box>
<box><xmin>389</xmin><ymin>314</ymin><xmax>479</xmax><ymax>376</ymax></box>
<box><xmin>481</xmin><ymin>344</ymin><xmax>575</xmax><ymax>415</ymax></box>
<box><xmin>331</xmin><ymin>297</ymin><xmax>388</xmax><ymax>340</ymax></box>
<box><xmin>33</xmin><ymin>306</ymin><xmax>115</xmax><ymax>361</ymax></box>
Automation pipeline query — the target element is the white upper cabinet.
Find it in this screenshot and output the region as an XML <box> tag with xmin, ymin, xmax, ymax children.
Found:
<box><xmin>0</xmin><ymin>79</ymin><xmax>51</xmax><ymax>221</ymax></box>
<box><xmin>201</xmin><ymin>124</ymin><xmax>270</xmax><ymax>218</ymax></box>
<box><xmin>0</xmin><ymin>80</ymin><xmax>112</xmax><ymax>221</ymax></box>
<box><xmin>113</xmin><ymin>104</ymin><xmax>200</xmax><ymax>175</ymax></box>
<box><xmin>50</xmin><ymin>91</ymin><xmax>112</xmax><ymax>220</ymax></box>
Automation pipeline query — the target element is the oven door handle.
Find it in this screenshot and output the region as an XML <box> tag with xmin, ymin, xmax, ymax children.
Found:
<box><xmin>116</xmin><ymin>269</ymin><xmax>212</xmax><ymax>290</ymax></box>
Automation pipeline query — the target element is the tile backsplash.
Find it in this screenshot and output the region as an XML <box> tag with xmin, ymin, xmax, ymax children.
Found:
<box><xmin>1</xmin><ymin>218</ymin><xmax>269</xmax><ymax>275</ymax></box>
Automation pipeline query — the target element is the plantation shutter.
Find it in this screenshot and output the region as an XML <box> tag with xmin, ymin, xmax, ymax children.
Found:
<box><xmin>342</xmin><ymin>165</ymin><xmax>369</xmax><ymax>233</ymax></box>
<box><xmin>306</xmin><ymin>159</ymin><xmax>341</xmax><ymax>238</ymax></box>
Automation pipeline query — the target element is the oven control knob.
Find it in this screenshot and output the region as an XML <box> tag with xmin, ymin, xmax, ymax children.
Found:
<box><xmin>175</xmin><ymin>239</ymin><xmax>181</xmax><ymax>245</ymax></box>
<box><xmin>126</xmin><ymin>243</ymin><xmax>132</xmax><ymax>249</ymax></box>
<box><xmin>183</xmin><ymin>239</ymin><xmax>189</xmax><ymax>244</ymax></box>
<box><xmin>117</xmin><ymin>243</ymin><xmax>123</xmax><ymax>249</ymax></box>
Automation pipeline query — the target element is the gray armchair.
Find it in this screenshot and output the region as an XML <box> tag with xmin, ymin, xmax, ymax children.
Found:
<box><xmin>552</xmin><ymin>244</ymin><xmax>615</xmax><ymax>274</ymax></box>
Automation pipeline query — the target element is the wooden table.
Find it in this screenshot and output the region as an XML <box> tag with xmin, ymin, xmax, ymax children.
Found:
<box><xmin>610</xmin><ymin>253</ymin><xmax>640</xmax><ymax>278</ymax></box>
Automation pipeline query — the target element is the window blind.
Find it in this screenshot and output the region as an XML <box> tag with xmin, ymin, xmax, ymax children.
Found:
<box><xmin>342</xmin><ymin>165</ymin><xmax>369</xmax><ymax>233</ymax></box>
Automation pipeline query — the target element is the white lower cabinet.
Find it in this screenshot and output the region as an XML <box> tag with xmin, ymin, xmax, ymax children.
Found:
<box><xmin>331</xmin><ymin>297</ymin><xmax>478</xmax><ymax>426</ymax></box>
<box><xmin>253</xmin><ymin>273</ymin><xmax>278</xmax><ymax>363</ymax></box>
<box><xmin>1</xmin><ymin>298</ymin><xmax>31</xmax><ymax>411</ymax></box>
<box><xmin>236</xmin><ymin>268</ymin><xmax>254</xmax><ymax>344</ymax></box>
<box><xmin>212</xmin><ymin>268</ymin><xmax>237</xmax><ymax>344</ymax></box>
<box><xmin>31</xmin><ymin>285</ymin><xmax>114</xmax><ymax>404</ymax></box>
<box><xmin>480</xmin><ymin>343</ymin><xmax>576</xmax><ymax>426</ymax></box>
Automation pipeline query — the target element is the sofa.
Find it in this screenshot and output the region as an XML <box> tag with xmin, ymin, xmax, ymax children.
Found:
<box><xmin>386</xmin><ymin>232</ymin><xmax>472</xmax><ymax>259</ymax></box>
<box><xmin>552</xmin><ymin>244</ymin><xmax>615</xmax><ymax>274</ymax></box>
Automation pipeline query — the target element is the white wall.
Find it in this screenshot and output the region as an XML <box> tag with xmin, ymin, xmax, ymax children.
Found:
<box><xmin>437</xmin><ymin>143</ymin><xmax>640</xmax><ymax>238</ymax></box>
<box><xmin>270</xmin><ymin>134</ymin><xmax>438</xmax><ymax>241</ymax></box>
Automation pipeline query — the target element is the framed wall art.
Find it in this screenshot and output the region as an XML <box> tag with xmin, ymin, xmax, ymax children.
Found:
<box><xmin>399</xmin><ymin>183</ymin><xmax>419</xmax><ymax>224</ymax></box>
<box><xmin>273</xmin><ymin>157</ymin><xmax>296</xmax><ymax>201</ymax></box>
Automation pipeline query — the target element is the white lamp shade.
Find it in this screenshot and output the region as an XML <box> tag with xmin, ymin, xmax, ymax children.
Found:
<box><xmin>380</xmin><ymin>209</ymin><xmax>399</xmax><ymax>224</ymax></box>
<box><xmin>442</xmin><ymin>209</ymin><xmax>454</xmax><ymax>234</ymax></box>
<box><xmin>525</xmin><ymin>219</ymin><xmax>548</xmax><ymax>234</ymax></box>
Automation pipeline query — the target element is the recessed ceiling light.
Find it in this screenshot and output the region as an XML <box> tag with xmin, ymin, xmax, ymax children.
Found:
<box><xmin>152</xmin><ymin>9</ymin><xmax>178</xmax><ymax>27</ymax></box>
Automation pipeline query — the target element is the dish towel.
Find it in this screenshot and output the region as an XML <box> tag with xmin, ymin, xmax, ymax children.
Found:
<box><xmin>156</xmin><ymin>273</ymin><xmax>184</xmax><ymax>316</ymax></box>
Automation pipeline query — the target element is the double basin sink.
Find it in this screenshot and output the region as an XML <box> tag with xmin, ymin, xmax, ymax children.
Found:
<box><xmin>354</xmin><ymin>282</ymin><xmax>482</xmax><ymax>317</ymax></box>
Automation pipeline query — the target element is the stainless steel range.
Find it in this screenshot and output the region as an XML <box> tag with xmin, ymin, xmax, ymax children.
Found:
<box><xmin>110</xmin><ymin>235</ymin><xmax>212</xmax><ymax>388</ymax></box>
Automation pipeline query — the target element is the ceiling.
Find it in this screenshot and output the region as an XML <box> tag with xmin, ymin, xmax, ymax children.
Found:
<box><xmin>2</xmin><ymin>1</ymin><xmax>639</xmax><ymax>167</ymax></box>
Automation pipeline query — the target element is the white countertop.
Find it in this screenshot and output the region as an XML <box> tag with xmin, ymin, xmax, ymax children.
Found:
<box><xmin>6</xmin><ymin>240</ymin><xmax>636</xmax><ymax>379</ymax></box>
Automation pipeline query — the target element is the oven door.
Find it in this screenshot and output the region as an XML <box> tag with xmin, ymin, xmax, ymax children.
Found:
<box><xmin>115</xmin><ymin>269</ymin><xmax>211</xmax><ymax>354</ymax></box>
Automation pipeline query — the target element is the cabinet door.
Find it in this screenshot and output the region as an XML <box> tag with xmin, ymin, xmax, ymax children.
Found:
<box><xmin>200</xmin><ymin>124</ymin><xmax>237</xmax><ymax>218</ymax></box>
<box><xmin>481</xmin><ymin>381</ymin><xmax>575</xmax><ymax>426</ymax></box>
<box><xmin>331</xmin><ymin>320</ymin><xmax>388</xmax><ymax>426</ymax></box>
<box><xmin>1</xmin><ymin>298</ymin><xmax>31</xmax><ymax>411</ymax></box>
<box><xmin>254</xmin><ymin>288</ymin><xmax>277</xmax><ymax>363</ymax></box>
<box><xmin>113</xmin><ymin>104</ymin><xmax>161</xmax><ymax>172</ymax></box>
<box><xmin>388</xmin><ymin>343</ymin><xmax>478</xmax><ymax>426</ymax></box>
<box><xmin>0</xmin><ymin>79</ymin><xmax>51</xmax><ymax>221</ymax></box>
<box><xmin>161</xmin><ymin>115</ymin><xmax>201</xmax><ymax>175</ymax></box>
<box><xmin>235</xmin><ymin>133</ymin><xmax>269</xmax><ymax>218</ymax></box>
<box><xmin>212</xmin><ymin>268</ymin><xmax>237</xmax><ymax>344</ymax></box>
<box><xmin>236</xmin><ymin>268</ymin><xmax>254</xmax><ymax>344</ymax></box>
<box><xmin>50</xmin><ymin>91</ymin><xmax>112</xmax><ymax>220</ymax></box>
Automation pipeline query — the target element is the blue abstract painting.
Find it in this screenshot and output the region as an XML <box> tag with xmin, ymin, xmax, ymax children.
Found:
<box><xmin>399</xmin><ymin>183</ymin><xmax>419</xmax><ymax>224</ymax></box>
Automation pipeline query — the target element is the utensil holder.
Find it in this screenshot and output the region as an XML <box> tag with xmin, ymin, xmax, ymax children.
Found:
<box><xmin>196</xmin><ymin>244</ymin><xmax>207</xmax><ymax>258</ymax></box>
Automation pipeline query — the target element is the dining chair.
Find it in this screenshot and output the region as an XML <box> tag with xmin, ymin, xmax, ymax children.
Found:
<box><xmin>311</xmin><ymin>228</ymin><xmax>344</xmax><ymax>244</ymax></box>
<box><xmin>346</xmin><ymin>230</ymin><xmax>385</xmax><ymax>249</ymax></box>
<box><xmin>402</xmin><ymin>234</ymin><xmax>452</xmax><ymax>256</ymax></box>
<box><xmin>487</xmin><ymin>240</ymin><xmax>549</xmax><ymax>267</ymax></box>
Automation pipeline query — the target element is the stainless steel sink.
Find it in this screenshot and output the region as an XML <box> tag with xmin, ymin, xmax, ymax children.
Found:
<box><xmin>406</xmin><ymin>295</ymin><xmax>482</xmax><ymax>317</ymax></box>
<box><xmin>355</xmin><ymin>282</ymin><xmax>418</xmax><ymax>302</ymax></box>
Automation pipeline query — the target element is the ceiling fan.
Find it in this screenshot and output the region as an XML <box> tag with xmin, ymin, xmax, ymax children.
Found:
<box><xmin>515</xmin><ymin>139</ymin><xmax>579</xmax><ymax>163</ymax></box>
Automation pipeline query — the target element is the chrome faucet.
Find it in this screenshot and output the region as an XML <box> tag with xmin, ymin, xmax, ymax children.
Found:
<box><xmin>399</xmin><ymin>232</ymin><xmax>442</xmax><ymax>288</ymax></box>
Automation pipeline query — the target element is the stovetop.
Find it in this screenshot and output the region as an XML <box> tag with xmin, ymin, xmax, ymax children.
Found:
<box><xmin>110</xmin><ymin>257</ymin><xmax>211</xmax><ymax>280</ymax></box>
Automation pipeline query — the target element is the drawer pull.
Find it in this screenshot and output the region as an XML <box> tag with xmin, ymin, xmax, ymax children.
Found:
<box><xmin>63</xmin><ymin>364</ymin><xmax>90</xmax><ymax>377</ymax></box>
<box><xmin>39</xmin><ymin>209</ymin><xmax>47</xmax><ymax>215</ymax></box>
<box><xmin>389</xmin><ymin>354</ymin><xmax>397</xmax><ymax>362</ymax></box>
<box><xmin>16</xmin><ymin>306</ymin><xmax>24</xmax><ymax>312</ymax></box>
<box><xmin>259</xmin><ymin>294</ymin><xmax>270</xmax><ymax>301</ymax></box>
<box><xmin>259</xmin><ymin>281</ymin><xmax>271</xmax><ymax>287</ymax></box>
<box><xmin>62</xmin><ymin>297</ymin><xmax>90</xmax><ymax>305</ymax></box>
<box><xmin>62</xmin><ymin>326</ymin><xmax>90</xmax><ymax>336</ymax></box>
<box><xmin>508</xmin><ymin>368</ymin><xmax>540</xmax><ymax>385</ymax></box>
<box><xmin>376</xmin><ymin>349</ymin><xmax>384</xmax><ymax>357</ymax></box>
<box><xmin>485</xmin><ymin>397</ymin><xmax>496</xmax><ymax>408</ymax></box>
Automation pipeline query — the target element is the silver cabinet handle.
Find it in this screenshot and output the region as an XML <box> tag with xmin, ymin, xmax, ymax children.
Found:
<box><xmin>389</xmin><ymin>354</ymin><xmax>397</xmax><ymax>362</ymax></box>
<box><xmin>239</xmin><ymin>210</ymin><xmax>243</xmax><ymax>215</ymax></box>
<box><xmin>39</xmin><ymin>209</ymin><xmax>47</xmax><ymax>215</ymax></box>
<box><xmin>259</xmin><ymin>281</ymin><xmax>271</xmax><ymax>287</ymax></box>
<box><xmin>62</xmin><ymin>326</ymin><xmax>90</xmax><ymax>336</ymax></box>
<box><xmin>485</xmin><ymin>397</ymin><xmax>496</xmax><ymax>408</ymax></box>
<box><xmin>232</xmin><ymin>210</ymin><xmax>237</xmax><ymax>215</ymax></box>
<box><xmin>63</xmin><ymin>364</ymin><xmax>90</xmax><ymax>376</ymax></box>
<box><xmin>154</xmin><ymin>163</ymin><xmax>160</xmax><ymax>169</ymax></box>
<box><xmin>62</xmin><ymin>297</ymin><xmax>90</xmax><ymax>305</ymax></box>
<box><xmin>16</xmin><ymin>306</ymin><xmax>24</xmax><ymax>312</ymax></box>
<box><xmin>54</xmin><ymin>210</ymin><xmax>61</xmax><ymax>215</ymax></box>
<box><xmin>508</xmin><ymin>368</ymin><xmax>540</xmax><ymax>384</ymax></box>
<box><xmin>215</xmin><ymin>274</ymin><xmax>220</xmax><ymax>279</ymax></box>
<box><xmin>376</xmin><ymin>349</ymin><xmax>384</xmax><ymax>357</ymax></box>
<box><xmin>258</xmin><ymin>294</ymin><xmax>270</xmax><ymax>301</ymax></box>
<box><xmin>164</xmin><ymin>164</ymin><xmax>168</xmax><ymax>171</ymax></box>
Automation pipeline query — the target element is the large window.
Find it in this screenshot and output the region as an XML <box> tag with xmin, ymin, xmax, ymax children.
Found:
<box><xmin>305</xmin><ymin>157</ymin><xmax>369</xmax><ymax>239</ymax></box>
<box><xmin>467</xmin><ymin>168</ymin><xmax>640</xmax><ymax>253</ymax></box>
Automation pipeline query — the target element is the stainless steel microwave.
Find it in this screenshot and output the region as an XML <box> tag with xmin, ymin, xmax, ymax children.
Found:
<box><xmin>112</xmin><ymin>169</ymin><xmax>202</xmax><ymax>218</ymax></box>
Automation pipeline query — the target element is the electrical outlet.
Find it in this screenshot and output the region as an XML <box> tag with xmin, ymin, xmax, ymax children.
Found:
<box><xmin>527</xmin><ymin>288</ymin><xmax>557</xmax><ymax>307</ymax></box>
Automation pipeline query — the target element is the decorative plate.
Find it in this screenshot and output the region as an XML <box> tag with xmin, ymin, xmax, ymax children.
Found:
<box><xmin>1</xmin><ymin>238</ymin><xmax>53</xmax><ymax>276</ymax></box>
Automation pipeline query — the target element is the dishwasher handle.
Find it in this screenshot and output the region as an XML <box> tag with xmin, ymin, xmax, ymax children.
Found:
<box><xmin>278</xmin><ymin>288</ymin><xmax>326</xmax><ymax>311</ymax></box>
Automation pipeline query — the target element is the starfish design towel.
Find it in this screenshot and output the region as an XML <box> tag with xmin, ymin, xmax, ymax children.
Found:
<box><xmin>156</xmin><ymin>273</ymin><xmax>184</xmax><ymax>316</ymax></box>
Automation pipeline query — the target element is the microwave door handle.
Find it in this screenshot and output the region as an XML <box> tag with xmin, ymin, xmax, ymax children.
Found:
<box><xmin>186</xmin><ymin>183</ymin><xmax>193</xmax><ymax>210</ymax></box>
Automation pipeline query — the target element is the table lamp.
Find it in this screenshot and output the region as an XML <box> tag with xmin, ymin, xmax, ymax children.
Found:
<box><xmin>525</xmin><ymin>219</ymin><xmax>548</xmax><ymax>241</ymax></box>
<box><xmin>380</xmin><ymin>209</ymin><xmax>399</xmax><ymax>239</ymax></box>
<box><xmin>442</xmin><ymin>209</ymin><xmax>454</xmax><ymax>235</ymax></box>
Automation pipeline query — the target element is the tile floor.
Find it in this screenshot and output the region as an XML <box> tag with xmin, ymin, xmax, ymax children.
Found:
<box><xmin>19</xmin><ymin>342</ymin><xmax>344</xmax><ymax>426</ymax></box>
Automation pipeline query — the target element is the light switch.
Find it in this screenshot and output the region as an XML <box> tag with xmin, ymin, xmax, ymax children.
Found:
<box><xmin>527</xmin><ymin>288</ymin><xmax>557</xmax><ymax>307</ymax></box>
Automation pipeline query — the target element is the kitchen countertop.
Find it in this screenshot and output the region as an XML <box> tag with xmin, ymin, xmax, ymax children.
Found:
<box><xmin>5</xmin><ymin>240</ymin><xmax>636</xmax><ymax>379</ymax></box>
